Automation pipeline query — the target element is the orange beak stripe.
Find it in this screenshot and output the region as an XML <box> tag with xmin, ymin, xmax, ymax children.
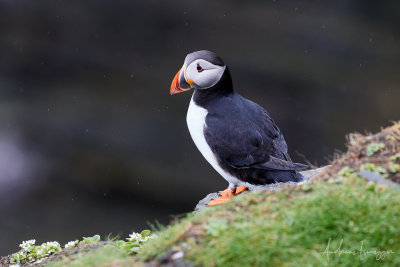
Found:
<box><xmin>170</xmin><ymin>69</ymin><xmax>185</xmax><ymax>95</ymax></box>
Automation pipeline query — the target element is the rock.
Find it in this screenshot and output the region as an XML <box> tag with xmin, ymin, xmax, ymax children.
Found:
<box><xmin>359</xmin><ymin>170</ymin><xmax>400</xmax><ymax>190</ymax></box>
<box><xmin>194</xmin><ymin>192</ymin><xmax>220</xmax><ymax>212</ymax></box>
<box><xmin>194</xmin><ymin>166</ymin><xmax>328</xmax><ymax>211</ymax></box>
<box><xmin>153</xmin><ymin>250</ymin><xmax>194</xmax><ymax>267</ymax></box>
<box><xmin>301</xmin><ymin>166</ymin><xmax>328</xmax><ymax>180</ymax></box>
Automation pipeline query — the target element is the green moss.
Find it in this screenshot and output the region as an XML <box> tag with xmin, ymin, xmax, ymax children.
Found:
<box><xmin>21</xmin><ymin>177</ymin><xmax>398</xmax><ymax>267</ymax></box>
<box><xmin>385</xmin><ymin>135</ymin><xmax>395</xmax><ymax>141</ymax></box>
<box><xmin>204</xmin><ymin>219</ymin><xmax>228</xmax><ymax>237</ymax></box>
<box><xmin>13</xmin><ymin>177</ymin><xmax>398</xmax><ymax>267</ymax></box>
<box><xmin>389</xmin><ymin>163</ymin><xmax>400</xmax><ymax>173</ymax></box>
<box><xmin>360</xmin><ymin>163</ymin><xmax>388</xmax><ymax>178</ymax></box>
<box><xmin>138</xmin><ymin>178</ymin><xmax>400</xmax><ymax>267</ymax></box>
<box><xmin>337</xmin><ymin>166</ymin><xmax>356</xmax><ymax>177</ymax></box>
<box><xmin>50</xmin><ymin>245</ymin><xmax>134</xmax><ymax>267</ymax></box>
<box><xmin>366</xmin><ymin>143</ymin><xmax>385</xmax><ymax>156</ymax></box>
<box><xmin>390</xmin><ymin>153</ymin><xmax>400</xmax><ymax>162</ymax></box>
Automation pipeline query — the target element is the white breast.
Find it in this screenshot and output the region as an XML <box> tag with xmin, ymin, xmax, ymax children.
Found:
<box><xmin>186</xmin><ymin>95</ymin><xmax>242</xmax><ymax>187</ymax></box>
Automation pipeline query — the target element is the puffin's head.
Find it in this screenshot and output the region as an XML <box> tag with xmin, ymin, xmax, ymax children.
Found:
<box><xmin>170</xmin><ymin>50</ymin><xmax>226</xmax><ymax>95</ymax></box>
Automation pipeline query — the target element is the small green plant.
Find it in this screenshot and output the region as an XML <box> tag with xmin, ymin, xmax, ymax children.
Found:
<box><xmin>64</xmin><ymin>240</ymin><xmax>79</xmax><ymax>248</ymax></box>
<box><xmin>82</xmin><ymin>234</ymin><xmax>101</xmax><ymax>243</ymax></box>
<box><xmin>10</xmin><ymin>240</ymin><xmax>62</xmax><ymax>265</ymax></box>
<box><xmin>385</xmin><ymin>135</ymin><xmax>395</xmax><ymax>141</ymax></box>
<box><xmin>116</xmin><ymin>230</ymin><xmax>154</xmax><ymax>254</ymax></box>
<box><xmin>10</xmin><ymin>236</ymin><xmax>99</xmax><ymax>264</ymax></box>
<box><xmin>390</xmin><ymin>153</ymin><xmax>400</xmax><ymax>162</ymax></box>
<box><xmin>366</xmin><ymin>142</ymin><xmax>385</xmax><ymax>156</ymax></box>
<box><xmin>360</xmin><ymin>162</ymin><xmax>388</xmax><ymax>178</ymax></box>
<box><xmin>9</xmin><ymin>231</ymin><xmax>154</xmax><ymax>265</ymax></box>
<box><xmin>337</xmin><ymin>166</ymin><xmax>355</xmax><ymax>177</ymax></box>
<box><xmin>204</xmin><ymin>219</ymin><xmax>228</xmax><ymax>237</ymax></box>
<box><xmin>389</xmin><ymin>162</ymin><xmax>400</xmax><ymax>174</ymax></box>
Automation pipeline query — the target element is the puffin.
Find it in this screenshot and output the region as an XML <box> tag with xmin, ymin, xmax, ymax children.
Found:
<box><xmin>170</xmin><ymin>50</ymin><xmax>308</xmax><ymax>206</ymax></box>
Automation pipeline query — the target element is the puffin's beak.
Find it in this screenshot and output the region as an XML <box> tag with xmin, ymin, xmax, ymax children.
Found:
<box><xmin>170</xmin><ymin>67</ymin><xmax>191</xmax><ymax>95</ymax></box>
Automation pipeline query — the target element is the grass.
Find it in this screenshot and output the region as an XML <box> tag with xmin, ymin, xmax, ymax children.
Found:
<box><xmin>137</xmin><ymin>177</ymin><xmax>400</xmax><ymax>266</ymax></box>
<box><xmin>49</xmin><ymin>176</ymin><xmax>400</xmax><ymax>267</ymax></box>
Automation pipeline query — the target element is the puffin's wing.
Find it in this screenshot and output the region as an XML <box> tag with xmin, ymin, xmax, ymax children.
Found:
<box><xmin>251</xmin><ymin>156</ymin><xmax>308</xmax><ymax>170</ymax></box>
<box><xmin>204</xmin><ymin>96</ymin><xmax>307</xmax><ymax>171</ymax></box>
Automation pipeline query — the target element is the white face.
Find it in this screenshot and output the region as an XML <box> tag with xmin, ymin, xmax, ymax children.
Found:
<box><xmin>184</xmin><ymin>59</ymin><xmax>226</xmax><ymax>89</ymax></box>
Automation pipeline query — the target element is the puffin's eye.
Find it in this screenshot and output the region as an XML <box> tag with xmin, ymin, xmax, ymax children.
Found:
<box><xmin>197</xmin><ymin>64</ymin><xmax>204</xmax><ymax>73</ymax></box>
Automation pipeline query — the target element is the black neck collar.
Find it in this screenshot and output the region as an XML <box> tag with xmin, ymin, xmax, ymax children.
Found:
<box><xmin>192</xmin><ymin>67</ymin><xmax>234</xmax><ymax>107</ymax></box>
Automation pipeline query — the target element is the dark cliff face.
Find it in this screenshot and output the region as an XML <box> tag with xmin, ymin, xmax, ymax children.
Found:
<box><xmin>0</xmin><ymin>0</ymin><xmax>399</xmax><ymax>255</ymax></box>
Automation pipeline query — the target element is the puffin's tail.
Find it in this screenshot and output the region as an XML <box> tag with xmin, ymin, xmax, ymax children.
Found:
<box><xmin>240</xmin><ymin>168</ymin><xmax>307</xmax><ymax>185</ymax></box>
<box><xmin>267</xmin><ymin>170</ymin><xmax>306</xmax><ymax>183</ymax></box>
<box><xmin>293</xmin><ymin>171</ymin><xmax>307</xmax><ymax>184</ymax></box>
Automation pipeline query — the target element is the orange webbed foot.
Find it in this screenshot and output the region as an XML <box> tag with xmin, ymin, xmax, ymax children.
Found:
<box><xmin>207</xmin><ymin>188</ymin><xmax>234</xmax><ymax>206</ymax></box>
<box><xmin>234</xmin><ymin>185</ymin><xmax>248</xmax><ymax>195</ymax></box>
<box><xmin>206</xmin><ymin>186</ymin><xmax>248</xmax><ymax>206</ymax></box>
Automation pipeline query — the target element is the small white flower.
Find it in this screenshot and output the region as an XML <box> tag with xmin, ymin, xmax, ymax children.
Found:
<box><xmin>19</xmin><ymin>239</ymin><xmax>36</xmax><ymax>250</ymax></box>
<box><xmin>64</xmin><ymin>240</ymin><xmax>79</xmax><ymax>248</ymax></box>
<box><xmin>128</xmin><ymin>233</ymin><xmax>142</xmax><ymax>242</ymax></box>
<box><xmin>36</xmin><ymin>248</ymin><xmax>45</xmax><ymax>257</ymax></box>
<box><xmin>40</xmin><ymin>241</ymin><xmax>61</xmax><ymax>255</ymax></box>
<box><xmin>46</xmin><ymin>241</ymin><xmax>61</xmax><ymax>249</ymax></box>
<box><xmin>141</xmin><ymin>235</ymin><xmax>154</xmax><ymax>242</ymax></box>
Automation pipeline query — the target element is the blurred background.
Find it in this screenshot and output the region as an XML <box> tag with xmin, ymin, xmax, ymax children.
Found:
<box><xmin>0</xmin><ymin>0</ymin><xmax>399</xmax><ymax>255</ymax></box>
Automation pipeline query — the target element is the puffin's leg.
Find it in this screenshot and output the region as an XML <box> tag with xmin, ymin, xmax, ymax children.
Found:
<box><xmin>234</xmin><ymin>185</ymin><xmax>248</xmax><ymax>195</ymax></box>
<box><xmin>207</xmin><ymin>187</ymin><xmax>235</xmax><ymax>206</ymax></box>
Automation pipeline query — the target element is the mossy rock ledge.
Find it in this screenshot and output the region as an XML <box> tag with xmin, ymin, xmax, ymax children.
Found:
<box><xmin>1</xmin><ymin>122</ymin><xmax>400</xmax><ymax>267</ymax></box>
